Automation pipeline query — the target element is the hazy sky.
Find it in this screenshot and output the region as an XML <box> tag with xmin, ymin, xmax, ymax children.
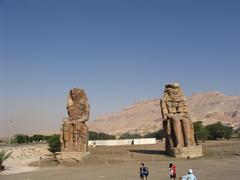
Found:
<box><xmin>0</xmin><ymin>0</ymin><xmax>240</xmax><ymax>137</ymax></box>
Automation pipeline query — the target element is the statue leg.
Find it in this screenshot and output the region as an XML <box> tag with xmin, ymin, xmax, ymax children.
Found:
<box><xmin>63</xmin><ymin>123</ymin><xmax>74</xmax><ymax>151</ymax></box>
<box><xmin>189</xmin><ymin>121</ymin><xmax>195</xmax><ymax>145</ymax></box>
<box><xmin>181</xmin><ymin>118</ymin><xmax>195</xmax><ymax>146</ymax></box>
<box><xmin>170</xmin><ymin>117</ymin><xmax>184</xmax><ymax>147</ymax></box>
<box><xmin>163</xmin><ymin>120</ymin><xmax>171</xmax><ymax>151</ymax></box>
<box><xmin>60</xmin><ymin>124</ymin><xmax>64</xmax><ymax>151</ymax></box>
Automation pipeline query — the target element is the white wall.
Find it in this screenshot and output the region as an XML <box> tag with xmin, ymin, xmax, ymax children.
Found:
<box><xmin>89</xmin><ymin>138</ymin><xmax>156</xmax><ymax>146</ymax></box>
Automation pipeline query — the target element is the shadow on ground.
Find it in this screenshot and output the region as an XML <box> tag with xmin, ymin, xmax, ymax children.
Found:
<box><xmin>129</xmin><ymin>149</ymin><xmax>166</xmax><ymax>155</ymax></box>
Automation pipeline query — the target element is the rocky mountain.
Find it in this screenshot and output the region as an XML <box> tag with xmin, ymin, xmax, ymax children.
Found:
<box><xmin>88</xmin><ymin>92</ymin><xmax>240</xmax><ymax>136</ymax></box>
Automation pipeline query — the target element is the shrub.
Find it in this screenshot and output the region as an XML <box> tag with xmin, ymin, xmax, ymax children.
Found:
<box><xmin>144</xmin><ymin>129</ymin><xmax>164</xmax><ymax>139</ymax></box>
<box><xmin>12</xmin><ymin>134</ymin><xmax>29</xmax><ymax>144</ymax></box>
<box><xmin>29</xmin><ymin>134</ymin><xmax>46</xmax><ymax>142</ymax></box>
<box><xmin>48</xmin><ymin>135</ymin><xmax>60</xmax><ymax>153</ymax></box>
<box><xmin>89</xmin><ymin>131</ymin><xmax>115</xmax><ymax>140</ymax></box>
<box><xmin>119</xmin><ymin>133</ymin><xmax>142</xmax><ymax>139</ymax></box>
<box><xmin>206</xmin><ymin>122</ymin><xmax>233</xmax><ymax>140</ymax></box>
<box><xmin>193</xmin><ymin>121</ymin><xmax>209</xmax><ymax>142</ymax></box>
<box><xmin>0</xmin><ymin>150</ymin><xmax>12</xmax><ymax>171</ymax></box>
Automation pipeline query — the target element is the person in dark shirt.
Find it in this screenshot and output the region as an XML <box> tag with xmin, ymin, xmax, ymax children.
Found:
<box><xmin>139</xmin><ymin>163</ymin><xmax>149</xmax><ymax>180</ymax></box>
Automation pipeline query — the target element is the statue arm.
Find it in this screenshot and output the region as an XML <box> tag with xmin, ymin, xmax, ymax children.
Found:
<box><xmin>160</xmin><ymin>99</ymin><xmax>168</xmax><ymax>119</ymax></box>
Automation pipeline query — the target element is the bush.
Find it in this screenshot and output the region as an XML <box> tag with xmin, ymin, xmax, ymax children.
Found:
<box><xmin>89</xmin><ymin>131</ymin><xmax>115</xmax><ymax>140</ymax></box>
<box><xmin>48</xmin><ymin>135</ymin><xmax>60</xmax><ymax>153</ymax></box>
<box><xmin>29</xmin><ymin>134</ymin><xmax>46</xmax><ymax>142</ymax></box>
<box><xmin>144</xmin><ymin>129</ymin><xmax>164</xmax><ymax>139</ymax></box>
<box><xmin>193</xmin><ymin>121</ymin><xmax>209</xmax><ymax>142</ymax></box>
<box><xmin>12</xmin><ymin>134</ymin><xmax>51</xmax><ymax>144</ymax></box>
<box><xmin>119</xmin><ymin>133</ymin><xmax>142</xmax><ymax>139</ymax></box>
<box><xmin>0</xmin><ymin>150</ymin><xmax>12</xmax><ymax>171</ymax></box>
<box><xmin>12</xmin><ymin>134</ymin><xmax>29</xmax><ymax>144</ymax></box>
<box><xmin>206</xmin><ymin>122</ymin><xmax>233</xmax><ymax>140</ymax></box>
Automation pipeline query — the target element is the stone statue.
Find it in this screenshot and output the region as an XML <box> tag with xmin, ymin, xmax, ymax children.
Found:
<box><xmin>160</xmin><ymin>83</ymin><xmax>195</xmax><ymax>153</ymax></box>
<box><xmin>60</xmin><ymin>88</ymin><xmax>90</xmax><ymax>153</ymax></box>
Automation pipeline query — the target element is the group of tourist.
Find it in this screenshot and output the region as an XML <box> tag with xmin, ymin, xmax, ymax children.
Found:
<box><xmin>139</xmin><ymin>162</ymin><xmax>197</xmax><ymax>180</ymax></box>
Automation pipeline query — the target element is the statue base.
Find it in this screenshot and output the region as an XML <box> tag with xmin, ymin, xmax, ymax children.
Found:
<box><xmin>57</xmin><ymin>151</ymin><xmax>90</xmax><ymax>164</ymax></box>
<box><xmin>168</xmin><ymin>145</ymin><xmax>203</xmax><ymax>158</ymax></box>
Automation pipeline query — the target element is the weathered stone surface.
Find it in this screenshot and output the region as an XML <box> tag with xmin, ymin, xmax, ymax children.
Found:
<box><xmin>60</xmin><ymin>88</ymin><xmax>90</xmax><ymax>153</ymax></box>
<box><xmin>57</xmin><ymin>151</ymin><xmax>90</xmax><ymax>164</ymax></box>
<box><xmin>67</xmin><ymin>88</ymin><xmax>90</xmax><ymax>122</ymax></box>
<box><xmin>168</xmin><ymin>145</ymin><xmax>203</xmax><ymax>158</ymax></box>
<box><xmin>160</xmin><ymin>83</ymin><xmax>202</xmax><ymax>158</ymax></box>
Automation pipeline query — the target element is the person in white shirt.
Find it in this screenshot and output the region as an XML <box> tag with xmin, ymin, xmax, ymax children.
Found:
<box><xmin>181</xmin><ymin>169</ymin><xmax>197</xmax><ymax>180</ymax></box>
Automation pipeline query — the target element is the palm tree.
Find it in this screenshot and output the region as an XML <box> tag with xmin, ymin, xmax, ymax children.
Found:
<box><xmin>0</xmin><ymin>150</ymin><xmax>12</xmax><ymax>172</ymax></box>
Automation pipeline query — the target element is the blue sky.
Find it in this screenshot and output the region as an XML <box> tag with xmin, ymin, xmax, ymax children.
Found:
<box><xmin>0</xmin><ymin>0</ymin><xmax>240</xmax><ymax>136</ymax></box>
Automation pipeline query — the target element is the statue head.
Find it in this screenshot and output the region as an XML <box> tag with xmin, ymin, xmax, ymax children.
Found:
<box><xmin>164</xmin><ymin>83</ymin><xmax>182</xmax><ymax>97</ymax></box>
<box><xmin>70</xmin><ymin>88</ymin><xmax>88</xmax><ymax>104</ymax></box>
<box><xmin>67</xmin><ymin>88</ymin><xmax>90</xmax><ymax>122</ymax></box>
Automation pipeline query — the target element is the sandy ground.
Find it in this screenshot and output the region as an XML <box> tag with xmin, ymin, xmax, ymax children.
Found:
<box><xmin>0</xmin><ymin>140</ymin><xmax>240</xmax><ymax>179</ymax></box>
<box><xmin>1</xmin><ymin>157</ymin><xmax>240</xmax><ymax>180</ymax></box>
<box><xmin>0</xmin><ymin>144</ymin><xmax>50</xmax><ymax>175</ymax></box>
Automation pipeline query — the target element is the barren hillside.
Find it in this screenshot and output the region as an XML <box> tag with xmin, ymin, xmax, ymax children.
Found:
<box><xmin>88</xmin><ymin>92</ymin><xmax>240</xmax><ymax>136</ymax></box>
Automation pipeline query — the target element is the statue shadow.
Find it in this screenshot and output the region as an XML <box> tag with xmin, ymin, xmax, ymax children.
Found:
<box><xmin>129</xmin><ymin>149</ymin><xmax>167</xmax><ymax>155</ymax></box>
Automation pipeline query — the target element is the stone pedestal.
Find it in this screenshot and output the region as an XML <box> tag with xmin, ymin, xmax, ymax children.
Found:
<box><xmin>57</xmin><ymin>151</ymin><xmax>90</xmax><ymax>163</ymax></box>
<box><xmin>168</xmin><ymin>145</ymin><xmax>203</xmax><ymax>158</ymax></box>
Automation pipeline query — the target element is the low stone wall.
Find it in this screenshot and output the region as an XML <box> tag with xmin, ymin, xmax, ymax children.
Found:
<box><xmin>89</xmin><ymin>138</ymin><xmax>156</xmax><ymax>146</ymax></box>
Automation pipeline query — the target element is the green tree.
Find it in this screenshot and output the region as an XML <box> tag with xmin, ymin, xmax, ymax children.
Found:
<box><xmin>144</xmin><ymin>129</ymin><xmax>164</xmax><ymax>139</ymax></box>
<box><xmin>12</xmin><ymin>134</ymin><xmax>29</xmax><ymax>144</ymax></box>
<box><xmin>119</xmin><ymin>133</ymin><xmax>142</xmax><ymax>139</ymax></box>
<box><xmin>29</xmin><ymin>134</ymin><xmax>46</xmax><ymax>142</ymax></box>
<box><xmin>88</xmin><ymin>131</ymin><xmax>99</xmax><ymax>140</ymax></box>
<box><xmin>193</xmin><ymin>121</ymin><xmax>209</xmax><ymax>143</ymax></box>
<box><xmin>89</xmin><ymin>131</ymin><xmax>115</xmax><ymax>140</ymax></box>
<box><xmin>48</xmin><ymin>135</ymin><xmax>60</xmax><ymax>153</ymax></box>
<box><xmin>98</xmin><ymin>132</ymin><xmax>115</xmax><ymax>140</ymax></box>
<box><xmin>223</xmin><ymin>126</ymin><xmax>233</xmax><ymax>140</ymax></box>
<box><xmin>206</xmin><ymin>122</ymin><xmax>233</xmax><ymax>140</ymax></box>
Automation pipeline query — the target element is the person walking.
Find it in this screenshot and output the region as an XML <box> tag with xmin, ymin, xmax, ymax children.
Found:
<box><xmin>139</xmin><ymin>163</ymin><xmax>149</xmax><ymax>180</ymax></box>
<box><xmin>181</xmin><ymin>169</ymin><xmax>197</xmax><ymax>180</ymax></box>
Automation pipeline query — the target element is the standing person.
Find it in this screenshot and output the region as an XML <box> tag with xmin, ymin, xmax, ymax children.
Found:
<box><xmin>139</xmin><ymin>163</ymin><xmax>149</xmax><ymax>180</ymax></box>
<box><xmin>169</xmin><ymin>163</ymin><xmax>176</xmax><ymax>180</ymax></box>
<box><xmin>172</xmin><ymin>164</ymin><xmax>176</xmax><ymax>180</ymax></box>
<box><xmin>181</xmin><ymin>169</ymin><xmax>197</xmax><ymax>180</ymax></box>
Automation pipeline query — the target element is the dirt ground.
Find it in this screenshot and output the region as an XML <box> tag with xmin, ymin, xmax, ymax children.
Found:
<box><xmin>1</xmin><ymin>140</ymin><xmax>240</xmax><ymax>180</ymax></box>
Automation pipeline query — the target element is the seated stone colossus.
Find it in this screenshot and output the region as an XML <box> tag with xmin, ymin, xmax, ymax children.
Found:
<box><xmin>60</xmin><ymin>88</ymin><xmax>90</xmax><ymax>153</ymax></box>
<box><xmin>160</xmin><ymin>83</ymin><xmax>196</xmax><ymax>154</ymax></box>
